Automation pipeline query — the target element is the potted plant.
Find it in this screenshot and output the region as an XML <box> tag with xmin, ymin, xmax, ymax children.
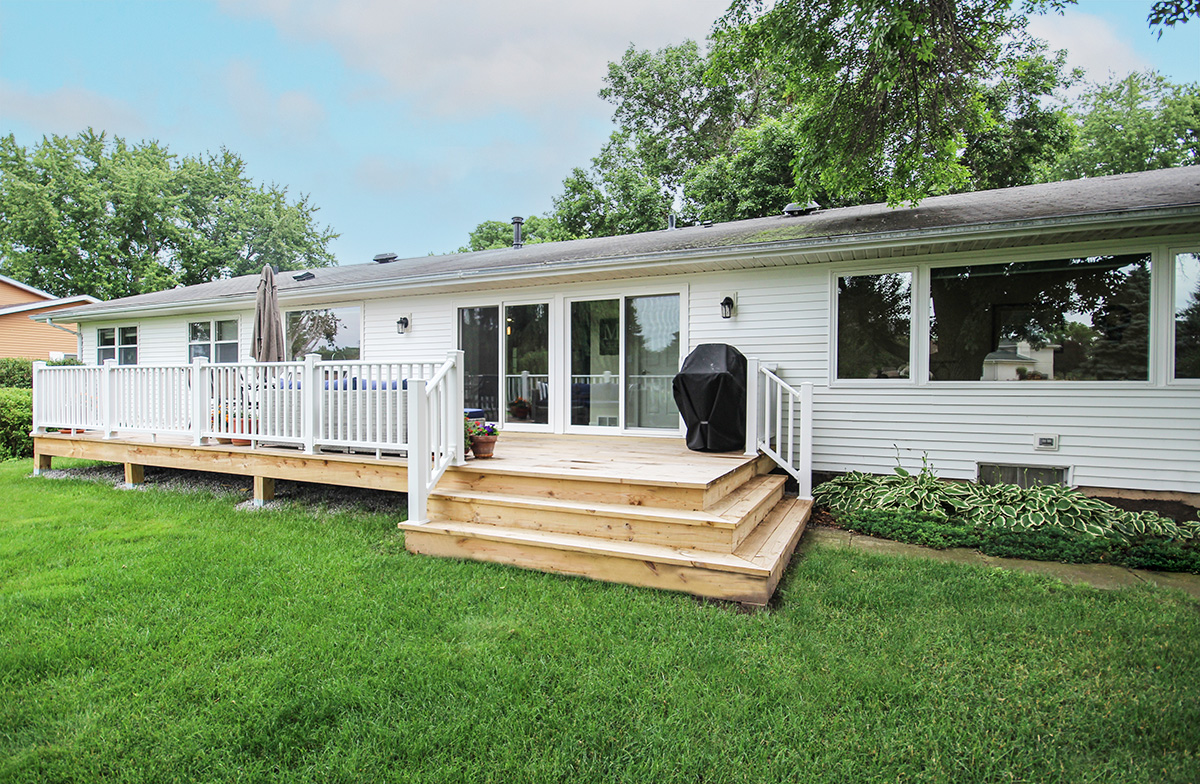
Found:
<box><xmin>508</xmin><ymin>396</ymin><xmax>531</xmax><ymax>420</ymax></box>
<box><xmin>468</xmin><ymin>420</ymin><xmax>499</xmax><ymax>458</ymax></box>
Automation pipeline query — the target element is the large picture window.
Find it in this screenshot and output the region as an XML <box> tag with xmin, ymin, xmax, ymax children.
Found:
<box><xmin>285</xmin><ymin>307</ymin><xmax>361</xmax><ymax>360</ymax></box>
<box><xmin>836</xmin><ymin>272</ymin><xmax>912</xmax><ymax>379</ymax></box>
<box><xmin>1175</xmin><ymin>252</ymin><xmax>1200</xmax><ymax>380</ymax></box>
<box><xmin>98</xmin><ymin>326</ymin><xmax>137</xmax><ymax>365</ymax></box>
<box><xmin>929</xmin><ymin>254</ymin><xmax>1151</xmax><ymax>381</ymax></box>
<box><xmin>188</xmin><ymin>319</ymin><xmax>239</xmax><ymax>363</ymax></box>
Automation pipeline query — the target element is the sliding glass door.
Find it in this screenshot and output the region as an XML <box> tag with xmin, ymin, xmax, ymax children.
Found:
<box><xmin>460</xmin><ymin>302</ymin><xmax>551</xmax><ymax>428</ymax></box>
<box><xmin>569</xmin><ymin>293</ymin><xmax>680</xmax><ymax>432</ymax></box>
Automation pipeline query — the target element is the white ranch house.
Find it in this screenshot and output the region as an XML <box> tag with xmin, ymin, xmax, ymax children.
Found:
<box><xmin>29</xmin><ymin>167</ymin><xmax>1200</xmax><ymax>604</ymax></box>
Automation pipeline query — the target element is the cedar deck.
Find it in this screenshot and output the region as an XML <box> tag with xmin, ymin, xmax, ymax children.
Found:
<box><xmin>33</xmin><ymin>431</ymin><xmax>811</xmax><ymax>605</ymax></box>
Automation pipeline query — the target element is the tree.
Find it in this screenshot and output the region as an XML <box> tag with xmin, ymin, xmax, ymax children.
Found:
<box><xmin>550</xmin><ymin>131</ymin><xmax>674</xmax><ymax>239</ymax></box>
<box><xmin>0</xmin><ymin>130</ymin><xmax>338</xmax><ymax>300</ymax></box>
<box><xmin>958</xmin><ymin>39</ymin><xmax>1078</xmax><ymax>190</ymax></box>
<box><xmin>599</xmin><ymin>37</ymin><xmax>787</xmax><ymax>195</ymax></box>
<box><xmin>1049</xmin><ymin>71</ymin><xmax>1200</xmax><ymax>180</ymax></box>
<box><xmin>1149</xmin><ymin>0</ymin><xmax>1200</xmax><ymax>36</ymax></box>
<box><xmin>716</xmin><ymin>0</ymin><xmax>1072</xmax><ymax>205</ymax></box>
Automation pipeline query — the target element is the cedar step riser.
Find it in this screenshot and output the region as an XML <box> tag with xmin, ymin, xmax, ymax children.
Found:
<box><xmin>404</xmin><ymin>527</ymin><xmax>773</xmax><ymax>606</ymax></box>
<box><xmin>427</xmin><ymin>496</ymin><xmax>737</xmax><ymax>552</ymax></box>
<box><xmin>437</xmin><ymin>471</ymin><xmax>710</xmax><ymax>510</ymax></box>
<box><xmin>726</xmin><ymin>481</ymin><xmax>786</xmax><ymax>550</ymax></box>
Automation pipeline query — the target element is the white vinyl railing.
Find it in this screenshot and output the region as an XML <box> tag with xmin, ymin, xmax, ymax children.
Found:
<box><xmin>745</xmin><ymin>358</ymin><xmax>813</xmax><ymax>498</ymax></box>
<box><xmin>32</xmin><ymin>351</ymin><xmax>466</xmax><ymax>524</ymax></box>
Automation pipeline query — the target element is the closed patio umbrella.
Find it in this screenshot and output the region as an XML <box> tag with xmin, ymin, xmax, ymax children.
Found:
<box><xmin>252</xmin><ymin>265</ymin><xmax>286</xmax><ymax>362</ymax></box>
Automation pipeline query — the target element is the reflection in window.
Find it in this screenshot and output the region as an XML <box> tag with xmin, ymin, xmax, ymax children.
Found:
<box><xmin>460</xmin><ymin>306</ymin><xmax>500</xmax><ymax>421</ymax></box>
<box><xmin>624</xmin><ymin>294</ymin><xmax>680</xmax><ymax>429</ymax></box>
<box><xmin>1176</xmin><ymin>252</ymin><xmax>1200</xmax><ymax>379</ymax></box>
<box><xmin>836</xmin><ymin>272</ymin><xmax>911</xmax><ymax>379</ymax></box>
<box><xmin>285</xmin><ymin>307</ymin><xmax>361</xmax><ymax>360</ymax></box>
<box><xmin>929</xmin><ymin>254</ymin><xmax>1151</xmax><ymax>381</ymax></box>
<box><xmin>505</xmin><ymin>303</ymin><xmax>549</xmax><ymax>425</ymax></box>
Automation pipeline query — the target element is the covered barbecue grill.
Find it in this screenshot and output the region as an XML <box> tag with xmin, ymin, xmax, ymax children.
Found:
<box><xmin>672</xmin><ymin>343</ymin><xmax>747</xmax><ymax>452</ymax></box>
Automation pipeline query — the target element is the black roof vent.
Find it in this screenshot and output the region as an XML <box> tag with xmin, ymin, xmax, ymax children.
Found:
<box><xmin>512</xmin><ymin>217</ymin><xmax>524</xmax><ymax>250</ymax></box>
<box><xmin>373</xmin><ymin>252</ymin><xmax>398</xmax><ymax>264</ymax></box>
<box><xmin>783</xmin><ymin>201</ymin><xmax>820</xmax><ymax>217</ymax></box>
<box><xmin>293</xmin><ymin>271</ymin><xmax>316</xmax><ymax>281</ymax></box>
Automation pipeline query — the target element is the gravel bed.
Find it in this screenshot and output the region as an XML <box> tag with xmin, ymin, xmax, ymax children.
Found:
<box><xmin>37</xmin><ymin>463</ymin><xmax>407</xmax><ymax>516</ymax></box>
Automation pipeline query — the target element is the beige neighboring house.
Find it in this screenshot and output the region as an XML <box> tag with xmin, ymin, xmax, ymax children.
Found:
<box><xmin>0</xmin><ymin>274</ymin><xmax>99</xmax><ymax>360</ymax></box>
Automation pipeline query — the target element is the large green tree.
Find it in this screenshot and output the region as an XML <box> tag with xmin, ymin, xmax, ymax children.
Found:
<box><xmin>716</xmin><ymin>0</ymin><xmax>1074</xmax><ymax>206</ymax></box>
<box><xmin>1049</xmin><ymin>71</ymin><xmax>1200</xmax><ymax>180</ymax></box>
<box><xmin>0</xmin><ymin>130</ymin><xmax>338</xmax><ymax>300</ymax></box>
<box><xmin>456</xmin><ymin>215</ymin><xmax>572</xmax><ymax>253</ymax></box>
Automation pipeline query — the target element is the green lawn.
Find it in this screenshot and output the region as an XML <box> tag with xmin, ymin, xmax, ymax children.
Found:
<box><xmin>2</xmin><ymin>459</ymin><xmax>1198</xmax><ymax>784</ymax></box>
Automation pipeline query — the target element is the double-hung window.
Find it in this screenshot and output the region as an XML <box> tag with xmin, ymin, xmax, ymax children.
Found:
<box><xmin>188</xmin><ymin>320</ymin><xmax>239</xmax><ymax>363</ymax></box>
<box><xmin>98</xmin><ymin>327</ymin><xmax>138</xmax><ymax>365</ymax></box>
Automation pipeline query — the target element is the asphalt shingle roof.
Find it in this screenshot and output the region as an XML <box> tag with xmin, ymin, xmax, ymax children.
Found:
<box><xmin>49</xmin><ymin>166</ymin><xmax>1200</xmax><ymax>320</ymax></box>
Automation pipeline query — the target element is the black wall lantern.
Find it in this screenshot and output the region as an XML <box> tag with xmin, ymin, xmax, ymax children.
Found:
<box><xmin>396</xmin><ymin>316</ymin><xmax>411</xmax><ymax>334</ymax></box>
<box><xmin>720</xmin><ymin>295</ymin><xmax>736</xmax><ymax>319</ymax></box>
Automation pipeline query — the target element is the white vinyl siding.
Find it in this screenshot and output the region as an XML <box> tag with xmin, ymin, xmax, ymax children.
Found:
<box><xmin>69</xmin><ymin>238</ymin><xmax>1200</xmax><ymax>494</ymax></box>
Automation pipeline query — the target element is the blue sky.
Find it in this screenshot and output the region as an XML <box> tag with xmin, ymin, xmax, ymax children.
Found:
<box><xmin>1</xmin><ymin>0</ymin><xmax>1197</xmax><ymax>267</ymax></box>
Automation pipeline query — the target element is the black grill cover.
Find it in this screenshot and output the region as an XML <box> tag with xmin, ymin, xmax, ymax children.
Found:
<box><xmin>672</xmin><ymin>344</ymin><xmax>747</xmax><ymax>452</ymax></box>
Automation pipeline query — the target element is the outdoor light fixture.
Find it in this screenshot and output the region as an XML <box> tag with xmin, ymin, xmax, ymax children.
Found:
<box><xmin>396</xmin><ymin>316</ymin><xmax>411</xmax><ymax>334</ymax></box>
<box><xmin>720</xmin><ymin>295</ymin><xmax>736</xmax><ymax>319</ymax></box>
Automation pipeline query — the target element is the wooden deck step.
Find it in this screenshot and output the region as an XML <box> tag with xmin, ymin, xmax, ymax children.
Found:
<box><xmin>429</xmin><ymin>490</ymin><xmax>740</xmax><ymax>551</ymax></box>
<box><xmin>401</xmin><ymin>495</ymin><xmax>813</xmax><ymax>606</ymax></box>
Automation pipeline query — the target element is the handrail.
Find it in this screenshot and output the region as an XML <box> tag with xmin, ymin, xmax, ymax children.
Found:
<box><xmin>745</xmin><ymin>358</ymin><xmax>813</xmax><ymax>498</ymax></box>
<box><xmin>32</xmin><ymin>350</ymin><xmax>467</xmax><ymax>521</ymax></box>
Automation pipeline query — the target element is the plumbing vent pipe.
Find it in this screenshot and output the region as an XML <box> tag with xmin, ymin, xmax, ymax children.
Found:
<box><xmin>512</xmin><ymin>216</ymin><xmax>524</xmax><ymax>249</ymax></box>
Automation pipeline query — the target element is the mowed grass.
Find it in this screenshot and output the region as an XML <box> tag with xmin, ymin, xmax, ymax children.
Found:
<box><xmin>1</xmin><ymin>459</ymin><xmax>1198</xmax><ymax>784</ymax></box>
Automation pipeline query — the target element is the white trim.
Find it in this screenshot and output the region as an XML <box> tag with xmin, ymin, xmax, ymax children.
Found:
<box><xmin>1</xmin><ymin>295</ymin><xmax>99</xmax><ymax>317</ymax></box>
<box><xmin>828</xmin><ymin>266</ymin><xmax>918</xmax><ymax>387</ymax></box>
<box><xmin>281</xmin><ymin>302</ymin><xmax>364</xmax><ymax>362</ymax></box>
<box><xmin>1168</xmin><ymin>244</ymin><xmax>1200</xmax><ymax>385</ymax></box>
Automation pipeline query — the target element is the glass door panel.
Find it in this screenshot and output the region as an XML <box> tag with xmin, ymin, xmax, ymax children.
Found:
<box><xmin>570</xmin><ymin>299</ymin><xmax>620</xmax><ymax>427</ymax></box>
<box><xmin>624</xmin><ymin>294</ymin><xmax>680</xmax><ymax>429</ymax></box>
<box><xmin>505</xmin><ymin>303</ymin><xmax>549</xmax><ymax>425</ymax></box>
<box><xmin>459</xmin><ymin>306</ymin><xmax>499</xmax><ymax>421</ymax></box>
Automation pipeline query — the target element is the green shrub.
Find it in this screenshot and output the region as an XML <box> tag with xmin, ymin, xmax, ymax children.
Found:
<box><xmin>0</xmin><ymin>388</ymin><xmax>33</xmax><ymax>460</ymax></box>
<box><xmin>0</xmin><ymin>358</ymin><xmax>33</xmax><ymax>388</ymax></box>
<box><xmin>816</xmin><ymin>459</ymin><xmax>1200</xmax><ymax>574</ymax></box>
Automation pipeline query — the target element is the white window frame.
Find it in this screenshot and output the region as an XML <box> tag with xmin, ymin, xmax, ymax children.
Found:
<box><xmin>187</xmin><ymin>318</ymin><xmax>240</xmax><ymax>363</ymax></box>
<box><xmin>282</xmin><ymin>303</ymin><xmax>364</xmax><ymax>361</ymax></box>
<box><xmin>828</xmin><ymin>266</ymin><xmax>918</xmax><ymax>387</ymax></box>
<box><xmin>1168</xmin><ymin>245</ymin><xmax>1200</xmax><ymax>386</ymax></box>
<box><xmin>97</xmin><ymin>326</ymin><xmax>138</xmax><ymax>365</ymax></box>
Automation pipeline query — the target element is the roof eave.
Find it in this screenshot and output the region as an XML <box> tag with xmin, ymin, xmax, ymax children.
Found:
<box><xmin>38</xmin><ymin>204</ymin><xmax>1200</xmax><ymax>323</ymax></box>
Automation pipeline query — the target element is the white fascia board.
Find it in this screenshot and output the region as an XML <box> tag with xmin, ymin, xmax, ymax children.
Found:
<box><xmin>34</xmin><ymin>205</ymin><xmax>1200</xmax><ymax>324</ymax></box>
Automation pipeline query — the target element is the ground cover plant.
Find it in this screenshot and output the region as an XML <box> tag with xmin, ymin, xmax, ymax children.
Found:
<box><xmin>2</xmin><ymin>458</ymin><xmax>1199</xmax><ymax>783</ymax></box>
<box><xmin>815</xmin><ymin>459</ymin><xmax>1200</xmax><ymax>574</ymax></box>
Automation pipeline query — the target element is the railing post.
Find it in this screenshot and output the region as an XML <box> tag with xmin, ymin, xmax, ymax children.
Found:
<box><xmin>448</xmin><ymin>350</ymin><xmax>466</xmax><ymax>466</ymax></box>
<box><xmin>407</xmin><ymin>378</ymin><xmax>429</xmax><ymax>525</ymax></box>
<box><xmin>744</xmin><ymin>357</ymin><xmax>760</xmax><ymax>456</ymax></box>
<box><xmin>101</xmin><ymin>359</ymin><xmax>117</xmax><ymax>438</ymax></box>
<box><xmin>303</xmin><ymin>353</ymin><xmax>319</xmax><ymax>454</ymax></box>
<box><xmin>799</xmin><ymin>382</ymin><xmax>814</xmax><ymax>499</ymax></box>
<box><xmin>191</xmin><ymin>356</ymin><xmax>208</xmax><ymax>445</ymax></box>
<box><xmin>31</xmin><ymin>361</ymin><xmax>46</xmax><ymax>435</ymax></box>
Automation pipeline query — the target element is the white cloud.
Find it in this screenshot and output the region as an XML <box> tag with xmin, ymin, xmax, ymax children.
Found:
<box><xmin>222</xmin><ymin>60</ymin><xmax>328</xmax><ymax>141</ymax></box>
<box><xmin>0</xmin><ymin>81</ymin><xmax>146</xmax><ymax>136</ymax></box>
<box><xmin>218</xmin><ymin>0</ymin><xmax>730</xmax><ymax>118</ymax></box>
<box><xmin>1028</xmin><ymin>9</ymin><xmax>1150</xmax><ymax>83</ymax></box>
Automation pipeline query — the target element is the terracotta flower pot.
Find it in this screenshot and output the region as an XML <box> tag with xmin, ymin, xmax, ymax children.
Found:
<box><xmin>470</xmin><ymin>434</ymin><xmax>498</xmax><ymax>458</ymax></box>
